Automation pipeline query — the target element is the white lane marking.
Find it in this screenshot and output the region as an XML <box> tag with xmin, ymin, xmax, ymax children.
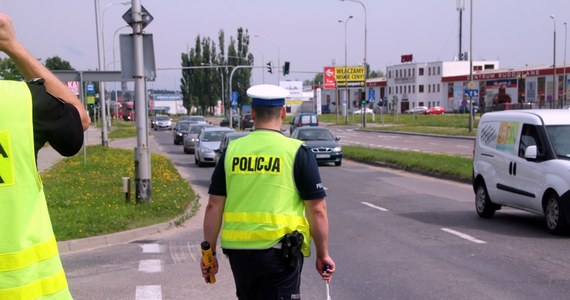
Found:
<box><xmin>361</xmin><ymin>201</ymin><xmax>389</xmax><ymax>212</ymax></box>
<box><xmin>138</xmin><ymin>259</ymin><xmax>162</xmax><ymax>273</ymax></box>
<box><xmin>441</xmin><ymin>228</ymin><xmax>487</xmax><ymax>244</ymax></box>
<box><xmin>141</xmin><ymin>243</ymin><xmax>161</xmax><ymax>253</ymax></box>
<box><xmin>136</xmin><ymin>285</ymin><xmax>162</xmax><ymax>300</ymax></box>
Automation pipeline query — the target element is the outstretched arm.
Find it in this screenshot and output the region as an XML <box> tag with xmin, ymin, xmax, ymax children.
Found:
<box><xmin>0</xmin><ymin>13</ymin><xmax>90</xmax><ymax>130</ymax></box>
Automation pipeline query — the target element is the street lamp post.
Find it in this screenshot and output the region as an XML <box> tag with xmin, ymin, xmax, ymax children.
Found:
<box><xmin>551</xmin><ymin>15</ymin><xmax>557</xmax><ymax>109</ymax></box>
<box><xmin>339</xmin><ymin>16</ymin><xmax>353</xmax><ymax>124</ymax></box>
<box><xmin>254</xmin><ymin>34</ymin><xmax>280</xmax><ymax>84</ymax></box>
<box><xmin>340</xmin><ymin>0</ymin><xmax>367</xmax><ymax>127</ymax></box>
<box><xmin>562</xmin><ymin>22</ymin><xmax>568</xmax><ymax>105</ymax></box>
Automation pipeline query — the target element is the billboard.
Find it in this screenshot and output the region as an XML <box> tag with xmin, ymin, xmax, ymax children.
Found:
<box><xmin>280</xmin><ymin>81</ymin><xmax>303</xmax><ymax>98</ymax></box>
<box><xmin>323</xmin><ymin>66</ymin><xmax>365</xmax><ymax>89</ymax></box>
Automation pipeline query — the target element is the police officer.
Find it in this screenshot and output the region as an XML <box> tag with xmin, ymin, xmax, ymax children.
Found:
<box><xmin>0</xmin><ymin>13</ymin><xmax>89</xmax><ymax>299</ymax></box>
<box><xmin>201</xmin><ymin>84</ymin><xmax>335</xmax><ymax>299</ymax></box>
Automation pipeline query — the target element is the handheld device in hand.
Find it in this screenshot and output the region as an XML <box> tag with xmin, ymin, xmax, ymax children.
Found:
<box><xmin>201</xmin><ymin>241</ymin><xmax>216</xmax><ymax>284</ymax></box>
<box><xmin>324</xmin><ymin>264</ymin><xmax>331</xmax><ymax>300</ymax></box>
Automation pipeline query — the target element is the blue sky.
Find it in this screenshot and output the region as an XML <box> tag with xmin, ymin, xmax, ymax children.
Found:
<box><xmin>1</xmin><ymin>0</ymin><xmax>568</xmax><ymax>90</ymax></box>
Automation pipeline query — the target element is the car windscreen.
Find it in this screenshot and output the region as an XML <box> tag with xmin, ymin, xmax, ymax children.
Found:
<box><xmin>201</xmin><ymin>131</ymin><xmax>227</xmax><ymax>142</ymax></box>
<box><xmin>297</xmin><ymin>129</ymin><xmax>332</xmax><ymax>141</ymax></box>
<box><xmin>546</xmin><ymin>125</ymin><xmax>570</xmax><ymax>159</ymax></box>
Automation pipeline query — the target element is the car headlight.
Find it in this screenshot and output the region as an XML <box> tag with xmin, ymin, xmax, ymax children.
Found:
<box><xmin>176</xmin><ymin>132</ymin><xmax>183</xmax><ymax>136</ymax></box>
<box><xmin>333</xmin><ymin>146</ymin><xmax>342</xmax><ymax>152</ymax></box>
<box><xmin>200</xmin><ymin>147</ymin><xmax>213</xmax><ymax>154</ymax></box>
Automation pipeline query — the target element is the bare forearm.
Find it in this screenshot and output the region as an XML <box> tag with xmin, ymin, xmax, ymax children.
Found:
<box><xmin>203</xmin><ymin>195</ymin><xmax>225</xmax><ymax>250</ymax></box>
<box><xmin>4</xmin><ymin>40</ymin><xmax>90</xmax><ymax>130</ymax></box>
<box><xmin>306</xmin><ymin>199</ymin><xmax>330</xmax><ymax>258</ymax></box>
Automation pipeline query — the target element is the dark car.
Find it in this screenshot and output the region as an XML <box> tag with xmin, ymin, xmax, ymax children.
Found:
<box><xmin>240</xmin><ymin>114</ymin><xmax>254</xmax><ymax>130</ymax></box>
<box><xmin>214</xmin><ymin>131</ymin><xmax>250</xmax><ymax>165</ymax></box>
<box><xmin>291</xmin><ymin>127</ymin><xmax>342</xmax><ymax>166</ymax></box>
<box><xmin>172</xmin><ymin>121</ymin><xmax>193</xmax><ymax>145</ymax></box>
<box><xmin>182</xmin><ymin>123</ymin><xmax>213</xmax><ymax>154</ymax></box>
<box><xmin>220</xmin><ymin>115</ymin><xmax>240</xmax><ymax>128</ymax></box>
<box><xmin>289</xmin><ymin>113</ymin><xmax>319</xmax><ymax>134</ymax></box>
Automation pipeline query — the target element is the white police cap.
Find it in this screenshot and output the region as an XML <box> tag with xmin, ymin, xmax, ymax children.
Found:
<box><xmin>247</xmin><ymin>84</ymin><xmax>289</xmax><ymax>106</ymax></box>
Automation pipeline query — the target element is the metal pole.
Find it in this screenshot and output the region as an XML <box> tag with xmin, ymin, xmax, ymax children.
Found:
<box><xmin>94</xmin><ymin>0</ymin><xmax>109</xmax><ymax>146</ymax></box>
<box><xmin>468</xmin><ymin>0</ymin><xmax>473</xmax><ymax>132</ymax></box>
<box><xmin>562</xmin><ymin>22</ymin><xmax>568</xmax><ymax>107</ymax></box>
<box><xmin>339</xmin><ymin>16</ymin><xmax>353</xmax><ymax>124</ymax></box>
<box><xmin>254</xmin><ymin>35</ymin><xmax>280</xmax><ymax>84</ymax></box>
<box><xmin>131</xmin><ymin>0</ymin><xmax>151</xmax><ymax>203</ymax></box>
<box><xmin>551</xmin><ymin>15</ymin><xmax>557</xmax><ymax>108</ymax></box>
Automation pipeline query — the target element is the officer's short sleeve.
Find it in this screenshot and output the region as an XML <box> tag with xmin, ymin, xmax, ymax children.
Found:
<box><xmin>29</xmin><ymin>82</ymin><xmax>84</xmax><ymax>157</ymax></box>
<box><xmin>208</xmin><ymin>152</ymin><xmax>227</xmax><ymax>196</ymax></box>
<box><xmin>294</xmin><ymin>145</ymin><xmax>327</xmax><ymax>200</ymax></box>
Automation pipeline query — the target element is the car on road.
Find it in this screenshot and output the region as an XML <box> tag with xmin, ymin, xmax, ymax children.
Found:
<box><xmin>291</xmin><ymin>127</ymin><xmax>342</xmax><ymax>166</ymax></box>
<box><xmin>473</xmin><ymin>109</ymin><xmax>570</xmax><ymax>234</ymax></box>
<box><xmin>172</xmin><ymin>121</ymin><xmax>193</xmax><ymax>145</ymax></box>
<box><xmin>425</xmin><ymin>106</ymin><xmax>446</xmax><ymax>115</ymax></box>
<box><xmin>214</xmin><ymin>131</ymin><xmax>250</xmax><ymax>165</ymax></box>
<box><xmin>195</xmin><ymin>127</ymin><xmax>235</xmax><ymax>167</ymax></box>
<box><xmin>220</xmin><ymin>115</ymin><xmax>240</xmax><ymax>128</ymax></box>
<box><xmin>153</xmin><ymin>115</ymin><xmax>172</xmax><ymax>131</ymax></box>
<box><xmin>240</xmin><ymin>114</ymin><xmax>254</xmax><ymax>130</ymax></box>
<box><xmin>353</xmin><ymin>107</ymin><xmax>374</xmax><ymax>115</ymax></box>
<box><xmin>180</xmin><ymin>115</ymin><xmax>208</xmax><ymax>124</ymax></box>
<box><xmin>150</xmin><ymin>114</ymin><xmax>167</xmax><ymax>129</ymax></box>
<box><xmin>404</xmin><ymin>106</ymin><xmax>428</xmax><ymax>114</ymax></box>
<box><xmin>289</xmin><ymin>113</ymin><xmax>319</xmax><ymax>134</ymax></box>
<box><xmin>183</xmin><ymin>124</ymin><xmax>213</xmax><ymax>154</ymax></box>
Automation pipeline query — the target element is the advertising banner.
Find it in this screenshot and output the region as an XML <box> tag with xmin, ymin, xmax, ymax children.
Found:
<box><xmin>334</xmin><ymin>66</ymin><xmax>365</xmax><ymax>88</ymax></box>
<box><xmin>324</xmin><ymin>67</ymin><xmax>336</xmax><ymax>89</ymax></box>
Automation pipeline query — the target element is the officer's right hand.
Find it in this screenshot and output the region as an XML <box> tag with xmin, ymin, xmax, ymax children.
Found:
<box><xmin>317</xmin><ymin>257</ymin><xmax>335</xmax><ymax>282</ymax></box>
<box><xmin>200</xmin><ymin>255</ymin><xmax>219</xmax><ymax>283</ymax></box>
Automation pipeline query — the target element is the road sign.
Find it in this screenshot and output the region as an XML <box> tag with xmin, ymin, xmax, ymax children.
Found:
<box><xmin>122</xmin><ymin>6</ymin><xmax>153</xmax><ymax>29</ymax></box>
<box><xmin>231</xmin><ymin>91</ymin><xmax>238</xmax><ymax>106</ymax></box>
<box><xmin>368</xmin><ymin>88</ymin><xmax>376</xmax><ymax>103</ymax></box>
<box><xmin>464</xmin><ymin>89</ymin><xmax>479</xmax><ymax>98</ymax></box>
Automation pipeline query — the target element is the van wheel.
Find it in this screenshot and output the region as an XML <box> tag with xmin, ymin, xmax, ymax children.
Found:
<box><xmin>335</xmin><ymin>160</ymin><xmax>342</xmax><ymax>166</ymax></box>
<box><xmin>545</xmin><ymin>193</ymin><xmax>566</xmax><ymax>234</ymax></box>
<box><xmin>475</xmin><ymin>183</ymin><xmax>496</xmax><ymax>218</ymax></box>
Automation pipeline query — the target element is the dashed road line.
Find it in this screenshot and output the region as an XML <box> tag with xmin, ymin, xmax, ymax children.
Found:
<box><xmin>139</xmin><ymin>259</ymin><xmax>162</xmax><ymax>273</ymax></box>
<box><xmin>361</xmin><ymin>201</ymin><xmax>389</xmax><ymax>212</ymax></box>
<box><xmin>141</xmin><ymin>243</ymin><xmax>161</xmax><ymax>253</ymax></box>
<box><xmin>135</xmin><ymin>285</ymin><xmax>162</xmax><ymax>300</ymax></box>
<box><xmin>441</xmin><ymin>228</ymin><xmax>487</xmax><ymax>244</ymax></box>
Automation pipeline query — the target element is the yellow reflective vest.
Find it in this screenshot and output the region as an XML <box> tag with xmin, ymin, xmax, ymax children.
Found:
<box><xmin>0</xmin><ymin>81</ymin><xmax>72</xmax><ymax>299</ymax></box>
<box><xmin>222</xmin><ymin>130</ymin><xmax>311</xmax><ymax>256</ymax></box>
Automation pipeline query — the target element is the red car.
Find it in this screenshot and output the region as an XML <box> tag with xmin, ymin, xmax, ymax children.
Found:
<box><xmin>425</xmin><ymin>106</ymin><xmax>446</xmax><ymax>115</ymax></box>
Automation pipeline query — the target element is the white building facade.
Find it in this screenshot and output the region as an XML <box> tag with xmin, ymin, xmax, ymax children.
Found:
<box><xmin>386</xmin><ymin>60</ymin><xmax>499</xmax><ymax>113</ymax></box>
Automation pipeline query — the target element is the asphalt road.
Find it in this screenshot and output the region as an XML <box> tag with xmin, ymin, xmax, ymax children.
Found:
<box><xmin>61</xmin><ymin>128</ymin><xmax>570</xmax><ymax>300</ymax></box>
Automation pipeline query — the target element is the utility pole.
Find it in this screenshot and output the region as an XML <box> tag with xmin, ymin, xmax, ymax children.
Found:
<box><xmin>127</xmin><ymin>0</ymin><xmax>153</xmax><ymax>203</ymax></box>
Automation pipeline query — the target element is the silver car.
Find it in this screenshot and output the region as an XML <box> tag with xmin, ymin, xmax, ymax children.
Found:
<box><xmin>195</xmin><ymin>127</ymin><xmax>235</xmax><ymax>167</ymax></box>
<box><xmin>153</xmin><ymin>115</ymin><xmax>172</xmax><ymax>131</ymax></box>
<box><xmin>183</xmin><ymin>124</ymin><xmax>213</xmax><ymax>154</ymax></box>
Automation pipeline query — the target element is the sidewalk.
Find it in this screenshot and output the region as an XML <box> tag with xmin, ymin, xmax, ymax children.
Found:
<box><xmin>37</xmin><ymin>127</ymin><xmax>203</xmax><ymax>254</ymax></box>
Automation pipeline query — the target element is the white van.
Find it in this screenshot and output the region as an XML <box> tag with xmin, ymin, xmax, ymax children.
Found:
<box><xmin>473</xmin><ymin>109</ymin><xmax>570</xmax><ymax>234</ymax></box>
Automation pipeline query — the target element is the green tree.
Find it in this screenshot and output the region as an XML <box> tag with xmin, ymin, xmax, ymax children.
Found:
<box><xmin>0</xmin><ymin>57</ymin><xmax>23</xmax><ymax>80</ymax></box>
<box><xmin>180</xmin><ymin>28</ymin><xmax>252</xmax><ymax>115</ymax></box>
<box><xmin>44</xmin><ymin>56</ymin><xmax>74</xmax><ymax>70</ymax></box>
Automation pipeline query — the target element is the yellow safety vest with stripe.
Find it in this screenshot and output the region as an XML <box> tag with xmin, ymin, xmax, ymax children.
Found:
<box><xmin>222</xmin><ymin>130</ymin><xmax>311</xmax><ymax>256</ymax></box>
<box><xmin>0</xmin><ymin>81</ymin><xmax>72</xmax><ymax>299</ymax></box>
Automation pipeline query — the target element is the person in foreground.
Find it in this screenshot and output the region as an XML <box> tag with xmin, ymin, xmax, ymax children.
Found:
<box><xmin>0</xmin><ymin>13</ymin><xmax>90</xmax><ymax>299</ymax></box>
<box><xmin>201</xmin><ymin>84</ymin><xmax>335</xmax><ymax>299</ymax></box>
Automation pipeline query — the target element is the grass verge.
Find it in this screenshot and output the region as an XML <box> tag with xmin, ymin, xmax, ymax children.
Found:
<box><xmin>343</xmin><ymin>145</ymin><xmax>473</xmax><ymax>183</ymax></box>
<box><xmin>41</xmin><ymin>145</ymin><xmax>198</xmax><ymax>241</ymax></box>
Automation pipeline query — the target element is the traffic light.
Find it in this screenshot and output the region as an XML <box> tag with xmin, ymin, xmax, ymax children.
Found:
<box><xmin>283</xmin><ymin>61</ymin><xmax>290</xmax><ymax>76</ymax></box>
<box><xmin>267</xmin><ymin>62</ymin><xmax>272</xmax><ymax>74</ymax></box>
<box><xmin>361</xmin><ymin>99</ymin><xmax>366</xmax><ymax>105</ymax></box>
